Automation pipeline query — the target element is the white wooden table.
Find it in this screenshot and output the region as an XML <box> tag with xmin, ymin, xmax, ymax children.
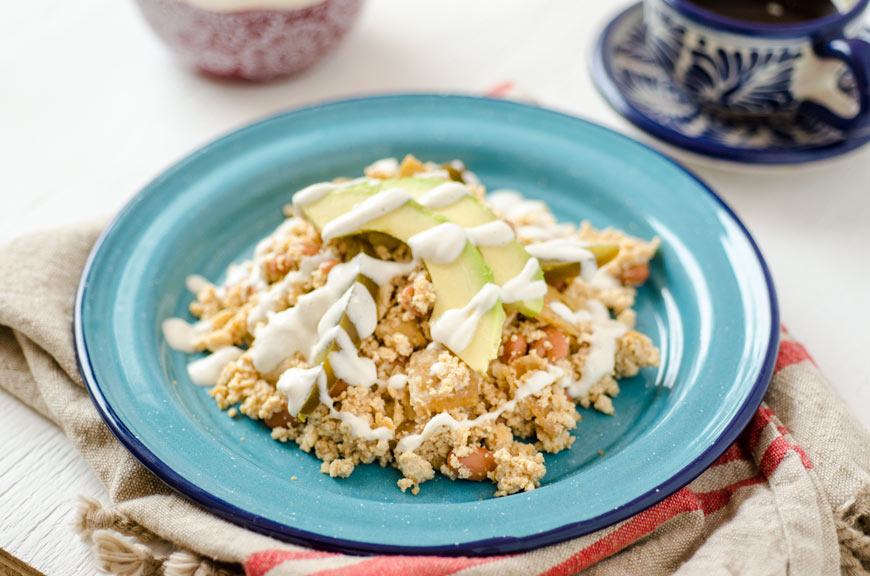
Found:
<box><xmin>2</xmin><ymin>1</ymin><xmax>868</xmax><ymax>573</ymax></box>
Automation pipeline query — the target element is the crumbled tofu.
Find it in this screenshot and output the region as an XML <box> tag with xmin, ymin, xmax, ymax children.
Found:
<box><xmin>183</xmin><ymin>156</ymin><xmax>661</xmax><ymax>498</ymax></box>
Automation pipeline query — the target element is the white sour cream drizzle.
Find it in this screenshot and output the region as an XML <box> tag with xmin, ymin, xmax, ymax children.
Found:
<box><xmin>185</xmin><ymin>274</ymin><xmax>211</xmax><ymax>295</ymax></box>
<box><xmin>417</xmin><ymin>182</ymin><xmax>471</xmax><ymax>210</ymax></box>
<box><xmin>414</xmin><ymin>169</ymin><xmax>452</xmax><ymax>180</ymax></box>
<box><xmin>500</xmin><ymin>258</ymin><xmax>547</xmax><ymax>304</ymax></box>
<box><xmin>291</xmin><ymin>178</ymin><xmax>372</xmax><ymax>213</ymax></box>
<box><xmin>525</xmin><ymin>239</ymin><xmax>599</xmax><ymax>282</ymax></box>
<box><xmin>429</xmin><ymin>283</ymin><xmax>502</xmax><ymax>354</ymax></box>
<box><xmin>516</xmin><ymin>224</ymin><xmax>575</xmax><ymax>243</ymax></box>
<box><xmin>407</xmin><ymin>222</ymin><xmax>467</xmax><ymax>264</ymax></box>
<box><xmin>387</xmin><ymin>374</ymin><xmax>409</xmax><ymax>389</ymax></box>
<box><xmin>252</xmin><ymin>253</ymin><xmax>401</xmax><ymax>374</ymax></box>
<box><xmin>321</xmin><ymin>188</ymin><xmax>411</xmax><ymax>242</ymax></box>
<box><xmin>485</xmin><ymin>190</ymin><xmax>550</xmax><ymax>222</ymax></box>
<box><xmin>187</xmin><ymin>347</ymin><xmax>244</xmax><ymax>387</ymax></box>
<box><xmin>247</xmin><ymin>252</ymin><xmax>330</xmax><ymax>331</ymax></box>
<box><xmin>465</xmin><ymin>220</ymin><xmax>515</xmax><ymax>247</ymax></box>
<box><xmin>366</xmin><ymin>158</ymin><xmax>399</xmax><ymax>176</ymax></box>
<box><xmin>162</xmin><ymin>318</ymin><xmax>212</xmax><ymax>354</ymax></box>
<box><xmin>395</xmin><ymin>366</ymin><xmax>563</xmax><ymax>453</ymax></box>
<box><xmin>549</xmin><ymin>300</ymin><xmax>628</xmax><ymax>398</ymax></box>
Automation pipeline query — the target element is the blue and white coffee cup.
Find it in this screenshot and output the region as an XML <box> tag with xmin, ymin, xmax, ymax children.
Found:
<box><xmin>644</xmin><ymin>0</ymin><xmax>870</xmax><ymax>131</ymax></box>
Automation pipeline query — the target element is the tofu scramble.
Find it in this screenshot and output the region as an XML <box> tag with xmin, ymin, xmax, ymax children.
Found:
<box><xmin>163</xmin><ymin>156</ymin><xmax>661</xmax><ymax>497</ymax></box>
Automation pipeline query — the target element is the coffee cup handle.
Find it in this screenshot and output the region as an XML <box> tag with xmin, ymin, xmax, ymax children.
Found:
<box><xmin>807</xmin><ymin>37</ymin><xmax>870</xmax><ymax>132</ymax></box>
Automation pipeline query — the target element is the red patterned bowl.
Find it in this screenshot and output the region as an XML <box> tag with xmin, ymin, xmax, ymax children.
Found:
<box><xmin>135</xmin><ymin>0</ymin><xmax>364</xmax><ymax>81</ymax></box>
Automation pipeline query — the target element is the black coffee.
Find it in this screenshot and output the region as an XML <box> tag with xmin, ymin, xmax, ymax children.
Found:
<box><xmin>688</xmin><ymin>0</ymin><xmax>840</xmax><ymax>23</ymax></box>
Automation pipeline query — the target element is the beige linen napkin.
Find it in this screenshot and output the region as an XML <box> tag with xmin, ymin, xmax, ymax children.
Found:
<box><xmin>1</xmin><ymin>224</ymin><xmax>869</xmax><ymax>576</ymax></box>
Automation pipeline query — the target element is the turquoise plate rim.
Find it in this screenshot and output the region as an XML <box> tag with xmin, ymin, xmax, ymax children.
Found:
<box><xmin>74</xmin><ymin>94</ymin><xmax>779</xmax><ymax>556</ymax></box>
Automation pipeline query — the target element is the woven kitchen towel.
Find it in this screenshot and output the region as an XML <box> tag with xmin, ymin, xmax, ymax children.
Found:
<box><xmin>1</xmin><ymin>224</ymin><xmax>869</xmax><ymax>576</ymax></box>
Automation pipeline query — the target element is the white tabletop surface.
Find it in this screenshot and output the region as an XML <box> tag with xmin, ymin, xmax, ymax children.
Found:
<box><xmin>2</xmin><ymin>1</ymin><xmax>869</xmax><ymax>573</ymax></box>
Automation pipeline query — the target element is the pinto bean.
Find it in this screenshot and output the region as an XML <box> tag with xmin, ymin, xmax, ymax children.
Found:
<box><xmin>531</xmin><ymin>327</ymin><xmax>569</xmax><ymax>362</ymax></box>
<box><xmin>329</xmin><ymin>379</ymin><xmax>348</xmax><ymax>399</ymax></box>
<box><xmin>448</xmin><ymin>447</ymin><xmax>496</xmax><ymax>481</ymax></box>
<box><xmin>621</xmin><ymin>263</ymin><xmax>650</xmax><ymax>286</ymax></box>
<box><xmin>500</xmin><ymin>335</ymin><xmax>527</xmax><ymax>364</ymax></box>
<box><xmin>264</xmin><ymin>405</ymin><xmax>298</xmax><ymax>429</ymax></box>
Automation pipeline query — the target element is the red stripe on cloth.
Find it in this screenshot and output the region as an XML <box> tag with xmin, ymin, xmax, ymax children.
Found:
<box><xmin>759</xmin><ymin>436</ymin><xmax>813</xmax><ymax>477</ymax></box>
<box><xmin>741</xmin><ymin>406</ymin><xmax>775</xmax><ymax>453</ymax></box>
<box><xmin>774</xmin><ymin>424</ymin><xmax>813</xmax><ymax>469</ymax></box>
<box><xmin>774</xmin><ymin>340</ymin><xmax>814</xmax><ymax>373</ymax></box>
<box><xmin>695</xmin><ymin>475</ymin><xmax>766</xmax><ymax>515</ymax></box>
<box><xmin>245</xmin><ymin>550</ymin><xmax>336</xmax><ymax>576</ymax></box>
<box><xmin>542</xmin><ymin>471</ymin><xmax>771</xmax><ymax>576</ymax></box>
<box><xmin>710</xmin><ymin>443</ymin><xmax>749</xmax><ymax>467</ymax></box>
<box><xmin>309</xmin><ymin>555</ymin><xmax>502</xmax><ymax>576</ymax></box>
<box><xmin>540</xmin><ymin>488</ymin><xmax>703</xmax><ymax>576</ymax></box>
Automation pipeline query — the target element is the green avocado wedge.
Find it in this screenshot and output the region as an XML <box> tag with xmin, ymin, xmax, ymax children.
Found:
<box><xmin>383</xmin><ymin>178</ymin><xmax>545</xmax><ymax>317</ymax></box>
<box><xmin>295</xmin><ymin>182</ymin><xmax>505</xmax><ymax>373</ymax></box>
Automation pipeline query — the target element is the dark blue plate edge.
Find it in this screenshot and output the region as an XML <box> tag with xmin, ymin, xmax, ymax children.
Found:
<box><xmin>590</xmin><ymin>2</ymin><xmax>870</xmax><ymax>166</ymax></box>
<box><xmin>73</xmin><ymin>93</ymin><xmax>780</xmax><ymax>557</ymax></box>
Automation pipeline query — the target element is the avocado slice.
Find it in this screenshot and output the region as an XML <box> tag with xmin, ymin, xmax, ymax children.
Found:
<box><xmin>383</xmin><ymin>178</ymin><xmax>546</xmax><ymax>317</ymax></box>
<box><xmin>296</xmin><ymin>182</ymin><xmax>505</xmax><ymax>373</ymax></box>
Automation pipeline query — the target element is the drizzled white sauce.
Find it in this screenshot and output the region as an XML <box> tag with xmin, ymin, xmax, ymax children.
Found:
<box><xmin>590</xmin><ymin>267</ymin><xmax>620</xmax><ymax>289</ymax></box>
<box><xmin>500</xmin><ymin>258</ymin><xmax>547</xmax><ymax>304</ymax></box>
<box><xmin>430</xmin><ymin>283</ymin><xmax>502</xmax><ymax>354</ymax></box>
<box><xmin>187</xmin><ymin>346</ymin><xmax>243</xmax><ymax>387</ymax></box>
<box><xmin>291</xmin><ymin>177</ymin><xmax>372</xmax><ymax>212</ymax></box>
<box><xmin>516</xmin><ymin>224</ymin><xmax>575</xmax><ymax>243</ymax></box>
<box><xmin>486</xmin><ymin>190</ymin><xmax>550</xmax><ymax>222</ymax></box>
<box><xmin>277</xmin><ymin>365</ymin><xmax>393</xmax><ymax>441</ymax></box>
<box><xmin>407</xmin><ymin>223</ymin><xmax>467</xmax><ymax>264</ymax></box>
<box><xmin>465</xmin><ymin>220</ymin><xmax>515</xmax><ymax>247</ymax></box>
<box><xmin>317</xmin><ymin>280</ymin><xmax>377</xmax><ymax>340</ymax></box>
<box><xmin>549</xmin><ymin>300</ymin><xmax>628</xmax><ymax>398</ymax></box>
<box><xmin>247</xmin><ymin>252</ymin><xmax>330</xmax><ymax>331</ymax></box>
<box><xmin>525</xmin><ymin>239</ymin><xmax>598</xmax><ymax>281</ymax></box>
<box><xmin>414</xmin><ymin>169</ymin><xmax>451</xmax><ymax>180</ymax></box>
<box><xmin>366</xmin><ymin>158</ymin><xmax>399</xmax><ymax>177</ymax></box>
<box><xmin>335</xmin><ymin>411</ymin><xmax>393</xmax><ymax>441</ymax></box>
<box><xmin>185</xmin><ymin>275</ymin><xmax>211</xmax><ymax>295</ymax></box>
<box><xmin>292</xmin><ymin>182</ymin><xmax>338</xmax><ymax>210</ymax></box>
<box><xmin>321</xmin><ymin>188</ymin><xmax>411</xmax><ymax>241</ymax></box>
<box><xmin>387</xmin><ymin>374</ymin><xmax>408</xmax><ymax>389</ymax></box>
<box><xmin>349</xmin><ymin>253</ymin><xmax>417</xmax><ymax>286</ymax></box>
<box><xmin>162</xmin><ymin>318</ymin><xmax>211</xmax><ymax>353</ymax></box>
<box><xmin>277</xmin><ymin>366</ymin><xmax>323</xmax><ymax>416</ymax></box>
<box><xmin>417</xmin><ymin>182</ymin><xmax>470</xmax><ymax>210</ymax></box>
<box><xmin>395</xmin><ymin>366</ymin><xmax>562</xmax><ymax>453</ymax></box>
<box><xmin>325</xmin><ymin>327</ymin><xmax>378</xmax><ymax>386</ymax></box>
<box><xmin>252</xmin><ymin>254</ymin><xmax>389</xmax><ymax>373</ymax></box>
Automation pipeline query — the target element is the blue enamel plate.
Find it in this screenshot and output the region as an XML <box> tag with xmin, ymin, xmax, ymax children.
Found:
<box><xmin>75</xmin><ymin>95</ymin><xmax>778</xmax><ymax>555</ymax></box>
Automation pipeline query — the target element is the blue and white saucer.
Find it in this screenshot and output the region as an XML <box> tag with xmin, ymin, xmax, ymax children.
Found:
<box><xmin>591</xmin><ymin>3</ymin><xmax>870</xmax><ymax>164</ymax></box>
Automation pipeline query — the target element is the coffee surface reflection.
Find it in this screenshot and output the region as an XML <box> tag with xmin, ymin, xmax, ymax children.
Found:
<box><xmin>687</xmin><ymin>0</ymin><xmax>839</xmax><ymax>23</ymax></box>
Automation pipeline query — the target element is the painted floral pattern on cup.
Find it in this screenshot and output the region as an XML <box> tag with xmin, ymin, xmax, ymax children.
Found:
<box><xmin>611</xmin><ymin>8</ymin><xmax>845</xmax><ymax>149</ymax></box>
<box><xmin>646</xmin><ymin>4</ymin><xmax>804</xmax><ymax>114</ymax></box>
